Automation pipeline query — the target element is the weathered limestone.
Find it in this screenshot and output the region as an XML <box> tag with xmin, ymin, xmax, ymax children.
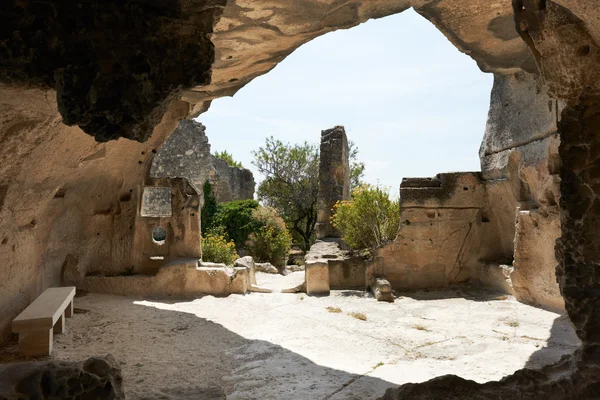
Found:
<box><xmin>305</xmin><ymin>260</ymin><xmax>330</xmax><ymax>296</ymax></box>
<box><xmin>316</xmin><ymin>126</ymin><xmax>350</xmax><ymax>239</ymax></box>
<box><xmin>306</xmin><ymin>240</ymin><xmax>367</xmax><ymax>290</ymax></box>
<box><xmin>234</xmin><ymin>256</ymin><xmax>273</xmax><ymax>293</ymax></box>
<box><xmin>370</xmin><ymin>173</ymin><xmax>484</xmax><ymax>290</ymax></box>
<box><xmin>12</xmin><ymin>287</ymin><xmax>75</xmax><ymax>356</ymax></box>
<box><xmin>255</xmin><ymin>262</ymin><xmax>279</xmax><ymax>274</ymax></box>
<box><xmin>0</xmin><ymin>355</ymin><xmax>124</xmax><ymax>400</ymax></box>
<box><xmin>369</xmin><ymin>277</ymin><xmax>394</xmax><ymax>303</ymax></box>
<box><xmin>131</xmin><ymin>178</ymin><xmax>202</xmax><ymax>275</ymax></box>
<box><xmin>0</xmin><ymin>0</ymin><xmax>575</xmax><ymax>346</ymax></box>
<box><xmin>151</xmin><ymin>120</ymin><xmax>255</xmax><ymax>202</ymax></box>
<box><xmin>75</xmin><ymin>260</ymin><xmax>250</xmax><ymax>298</ymax></box>
<box><xmin>1</xmin><ymin>0</ymin><xmax>600</xmax><ymax>398</ymax></box>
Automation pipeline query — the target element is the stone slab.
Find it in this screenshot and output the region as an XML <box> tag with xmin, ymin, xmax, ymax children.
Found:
<box><xmin>12</xmin><ymin>287</ymin><xmax>75</xmax><ymax>333</ymax></box>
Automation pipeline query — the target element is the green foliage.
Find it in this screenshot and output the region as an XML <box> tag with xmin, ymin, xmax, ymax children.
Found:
<box><xmin>252</xmin><ymin>137</ymin><xmax>319</xmax><ymax>250</ymax></box>
<box><xmin>252</xmin><ymin>136</ymin><xmax>365</xmax><ymax>250</ymax></box>
<box><xmin>201</xmin><ymin>232</ymin><xmax>239</xmax><ymax>265</ymax></box>
<box><xmin>214</xmin><ymin>150</ymin><xmax>243</xmax><ymax>168</ymax></box>
<box><xmin>201</xmin><ymin>181</ymin><xmax>218</xmax><ymax>235</ymax></box>
<box><xmin>248</xmin><ymin>207</ymin><xmax>293</xmax><ymax>267</ymax></box>
<box><xmin>212</xmin><ymin>199</ymin><xmax>261</xmax><ymax>249</ymax></box>
<box><xmin>332</xmin><ymin>184</ymin><xmax>400</xmax><ymax>250</ymax></box>
<box><xmin>349</xmin><ymin>140</ymin><xmax>366</xmax><ymax>190</ymax></box>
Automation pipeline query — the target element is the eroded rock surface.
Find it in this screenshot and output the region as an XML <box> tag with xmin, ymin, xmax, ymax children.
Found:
<box><xmin>2</xmin><ymin>0</ymin><xmax>600</xmax><ymax>399</ymax></box>
<box><xmin>0</xmin><ymin>355</ymin><xmax>123</xmax><ymax>400</ymax></box>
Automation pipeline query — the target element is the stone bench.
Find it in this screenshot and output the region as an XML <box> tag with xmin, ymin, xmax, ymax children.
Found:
<box><xmin>12</xmin><ymin>287</ymin><xmax>76</xmax><ymax>356</ymax></box>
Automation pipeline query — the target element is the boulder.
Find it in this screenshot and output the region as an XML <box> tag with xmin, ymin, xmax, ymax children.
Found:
<box><xmin>0</xmin><ymin>355</ymin><xmax>124</xmax><ymax>399</ymax></box>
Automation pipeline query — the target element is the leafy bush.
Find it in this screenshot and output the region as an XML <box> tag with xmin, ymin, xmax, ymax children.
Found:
<box><xmin>214</xmin><ymin>150</ymin><xmax>243</xmax><ymax>168</ymax></box>
<box><xmin>212</xmin><ymin>200</ymin><xmax>261</xmax><ymax>249</ymax></box>
<box><xmin>201</xmin><ymin>232</ymin><xmax>239</xmax><ymax>265</ymax></box>
<box><xmin>201</xmin><ymin>181</ymin><xmax>218</xmax><ymax>235</ymax></box>
<box><xmin>332</xmin><ymin>184</ymin><xmax>400</xmax><ymax>250</ymax></box>
<box><xmin>248</xmin><ymin>206</ymin><xmax>292</xmax><ymax>267</ymax></box>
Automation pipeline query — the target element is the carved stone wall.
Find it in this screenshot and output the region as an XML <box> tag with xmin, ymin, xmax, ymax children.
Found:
<box><xmin>370</xmin><ymin>173</ymin><xmax>484</xmax><ymax>289</ymax></box>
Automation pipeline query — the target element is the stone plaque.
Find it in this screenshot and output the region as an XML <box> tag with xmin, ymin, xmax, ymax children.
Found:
<box><xmin>141</xmin><ymin>187</ymin><xmax>172</xmax><ymax>217</ymax></box>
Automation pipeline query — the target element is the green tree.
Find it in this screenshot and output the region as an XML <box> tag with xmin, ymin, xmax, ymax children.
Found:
<box><xmin>332</xmin><ymin>184</ymin><xmax>400</xmax><ymax>250</ymax></box>
<box><xmin>200</xmin><ymin>180</ymin><xmax>218</xmax><ymax>235</ymax></box>
<box><xmin>214</xmin><ymin>150</ymin><xmax>243</xmax><ymax>168</ymax></box>
<box><xmin>349</xmin><ymin>140</ymin><xmax>365</xmax><ymax>190</ymax></box>
<box><xmin>212</xmin><ymin>199</ymin><xmax>261</xmax><ymax>249</ymax></box>
<box><xmin>252</xmin><ymin>137</ymin><xmax>319</xmax><ymax>250</ymax></box>
<box><xmin>252</xmin><ymin>136</ymin><xmax>365</xmax><ymax>250</ymax></box>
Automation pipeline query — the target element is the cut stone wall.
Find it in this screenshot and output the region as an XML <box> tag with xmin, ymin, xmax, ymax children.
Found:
<box><xmin>370</xmin><ymin>173</ymin><xmax>484</xmax><ymax>289</ymax></box>
<box><xmin>316</xmin><ymin>126</ymin><xmax>350</xmax><ymax>239</ymax></box>
<box><xmin>305</xmin><ymin>241</ymin><xmax>367</xmax><ymax>290</ymax></box>
<box><xmin>75</xmin><ymin>260</ymin><xmax>250</xmax><ymax>298</ymax></box>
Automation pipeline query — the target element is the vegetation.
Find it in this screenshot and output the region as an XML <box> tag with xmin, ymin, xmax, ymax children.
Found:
<box><xmin>331</xmin><ymin>184</ymin><xmax>400</xmax><ymax>250</ymax></box>
<box><xmin>247</xmin><ymin>207</ymin><xmax>293</xmax><ymax>267</ymax></box>
<box><xmin>212</xmin><ymin>200</ymin><xmax>261</xmax><ymax>249</ymax></box>
<box><xmin>201</xmin><ymin>232</ymin><xmax>239</xmax><ymax>265</ymax></box>
<box><xmin>214</xmin><ymin>150</ymin><xmax>243</xmax><ymax>168</ymax></box>
<box><xmin>252</xmin><ymin>136</ymin><xmax>365</xmax><ymax>250</ymax></box>
<box><xmin>326</xmin><ymin>306</ymin><xmax>342</xmax><ymax>313</ymax></box>
<box><xmin>412</xmin><ymin>324</ymin><xmax>430</xmax><ymax>332</ymax></box>
<box><xmin>349</xmin><ymin>141</ymin><xmax>365</xmax><ymax>189</ymax></box>
<box><xmin>253</xmin><ymin>137</ymin><xmax>319</xmax><ymax>250</ymax></box>
<box><xmin>348</xmin><ymin>312</ymin><xmax>367</xmax><ymax>321</ymax></box>
<box><xmin>201</xmin><ymin>198</ymin><xmax>292</xmax><ymax>267</ymax></box>
<box><xmin>200</xmin><ymin>181</ymin><xmax>218</xmax><ymax>235</ymax></box>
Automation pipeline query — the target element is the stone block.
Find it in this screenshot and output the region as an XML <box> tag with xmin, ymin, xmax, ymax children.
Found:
<box><xmin>305</xmin><ymin>260</ymin><xmax>330</xmax><ymax>295</ymax></box>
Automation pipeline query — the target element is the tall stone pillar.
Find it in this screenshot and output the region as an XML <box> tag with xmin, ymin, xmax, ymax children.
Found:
<box><xmin>316</xmin><ymin>126</ymin><xmax>350</xmax><ymax>239</ymax></box>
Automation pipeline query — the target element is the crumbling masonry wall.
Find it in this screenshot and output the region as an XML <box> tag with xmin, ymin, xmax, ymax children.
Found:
<box><xmin>316</xmin><ymin>126</ymin><xmax>350</xmax><ymax>239</ymax></box>
<box><xmin>150</xmin><ymin>120</ymin><xmax>255</xmax><ymax>203</ymax></box>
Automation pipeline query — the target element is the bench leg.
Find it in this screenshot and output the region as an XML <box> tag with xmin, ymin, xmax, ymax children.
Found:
<box><xmin>65</xmin><ymin>300</ymin><xmax>73</xmax><ymax>318</ymax></box>
<box><xmin>19</xmin><ymin>329</ymin><xmax>53</xmax><ymax>357</ymax></box>
<box><xmin>53</xmin><ymin>312</ymin><xmax>65</xmax><ymax>334</ymax></box>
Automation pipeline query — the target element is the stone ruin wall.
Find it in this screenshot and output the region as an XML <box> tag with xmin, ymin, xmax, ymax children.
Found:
<box><xmin>316</xmin><ymin>126</ymin><xmax>351</xmax><ymax>239</ymax></box>
<box><xmin>150</xmin><ymin>119</ymin><xmax>255</xmax><ymax>204</ymax></box>
<box><xmin>210</xmin><ymin>157</ymin><xmax>256</xmax><ymax>203</ymax></box>
<box><xmin>371</xmin><ymin>71</ymin><xmax>564</xmax><ymax>313</ymax></box>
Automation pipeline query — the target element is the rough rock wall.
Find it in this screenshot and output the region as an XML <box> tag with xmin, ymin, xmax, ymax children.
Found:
<box><xmin>0</xmin><ymin>0</ymin><xmax>225</xmax><ymax>142</ymax></box>
<box><xmin>382</xmin><ymin>1</ymin><xmax>600</xmax><ymax>398</ymax></box>
<box><xmin>150</xmin><ymin>120</ymin><xmax>255</xmax><ymax>202</ymax></box>
<box><xmin>480</xmin><ymin>71</ymin><xmax>564</xmax><ymax>312</ymax></box>
<box><xmin>0</xmin><ymin>84</ymin><xmax>185</xmax><ymax>341</ymax></box>
<box><xmin>316</xmin><ymin>126</ymin><xmax>350</xmax><ymax>239</ymax></box>
<box><xmin>0</xmin><ymin>355</ymin><xmax>124</xmax><ymax>399</ymax></box>
<box><xmin>130</xmin><ymin>179</ymin><xmax>202</xmax><ymax>276</ymax></box>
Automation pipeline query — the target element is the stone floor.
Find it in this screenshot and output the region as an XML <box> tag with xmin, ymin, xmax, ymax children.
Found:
<box><xmin>6</xmin><ymin>272</ymin><xmax>580</xmax><ymax>399</ymax></box>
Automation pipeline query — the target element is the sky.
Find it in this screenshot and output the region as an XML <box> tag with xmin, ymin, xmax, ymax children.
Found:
<box><xmin>196</xmin><ymin>8</ymin><xmax>494</xmax><ymax>195</ymax></box>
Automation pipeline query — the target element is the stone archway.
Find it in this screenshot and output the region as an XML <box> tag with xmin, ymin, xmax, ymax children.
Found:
<box><xmin>1</xmin><ymin>0</ymin><xmax>600</xmax><ymax>398</ymax></box>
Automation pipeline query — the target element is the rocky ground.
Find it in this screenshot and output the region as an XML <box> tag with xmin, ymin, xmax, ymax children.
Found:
<box><xmin>1</xmin><ymin>272</ymin><xmax>580</xmax><ymax>400</ymax></box>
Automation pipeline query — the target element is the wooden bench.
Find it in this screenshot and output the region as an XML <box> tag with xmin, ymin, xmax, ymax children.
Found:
<box><xmin>12</xmin><ymin>287</ymin><xmax>76</xmax><ymax>356</ymax></box>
